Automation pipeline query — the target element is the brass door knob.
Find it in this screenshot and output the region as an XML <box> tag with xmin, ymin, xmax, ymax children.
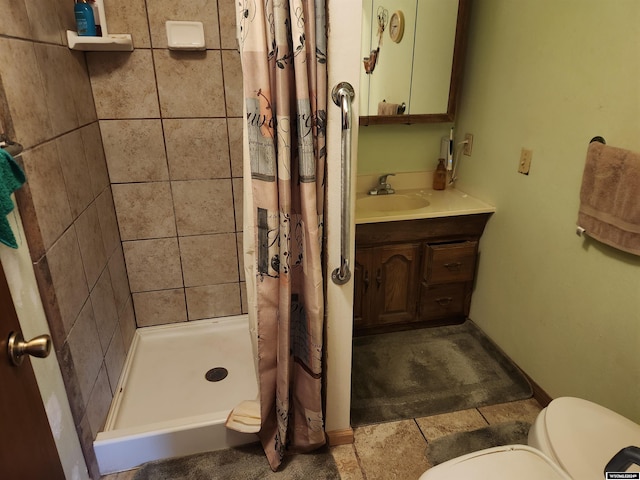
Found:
<box><xmin>7</xmin><ymin>331</ymin><xmax>52</xmax><ymax>366</ymax></box>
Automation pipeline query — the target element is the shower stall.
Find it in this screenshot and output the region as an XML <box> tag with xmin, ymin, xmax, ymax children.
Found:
<box><xmin>94</xmin><ymin>315</ymin><xmax>257</xmax><ymax>473</ymax></box>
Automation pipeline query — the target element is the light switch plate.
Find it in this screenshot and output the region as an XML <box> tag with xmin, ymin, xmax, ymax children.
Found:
<box><xmin>518</xmin><ymin>148</ymin><xmax>532</xmax><ymax>175</ymax></box>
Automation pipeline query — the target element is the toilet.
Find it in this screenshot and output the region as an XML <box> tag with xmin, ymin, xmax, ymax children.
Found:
<box><xmin>420</xmin><ymin>397</ymin><xmax>640</xmax><ymax>480</ymax></box>
<box><xmin>419</xmin><ymin>445</ymin><xmax>571</xmax><ymax>479</ymax></box>
<box><xmin>528</xmin><ymin>396</ymin><xmax>640</xmax><ymax>479</ymax></box>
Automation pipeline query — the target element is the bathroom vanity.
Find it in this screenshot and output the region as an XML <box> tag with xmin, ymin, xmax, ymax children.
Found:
<box><xmin>354</xmin><ymin>187</ymin><xmax>494</xmax><ymax>335</ymax></box>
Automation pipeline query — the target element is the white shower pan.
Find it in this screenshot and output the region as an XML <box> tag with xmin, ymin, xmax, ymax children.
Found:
<box><xmin>94</xmin><ymin>315</ymin><xmax>259</xmax><ymax>475</ymax></box>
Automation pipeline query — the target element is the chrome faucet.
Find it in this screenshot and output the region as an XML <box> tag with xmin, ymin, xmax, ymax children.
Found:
<box><xmin>369</xmin><ymin>173</ymin><xmax>396</xmax><ymax>195</ymax></box>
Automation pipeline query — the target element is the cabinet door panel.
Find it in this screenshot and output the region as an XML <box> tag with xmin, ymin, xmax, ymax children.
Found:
<box><xmin>353</xmin><ymin>248</ymin><xmax>373</xmax><ymax>329</ymax></box>
<box><xmin>425</xmin><ymin>241</ymin><xmax>477</xmax><ymax>284</ymax></box>
<box><xmin>375</xmin><ymin>244</ymin><xmax>421</xmax><ymax>325</ymax></box>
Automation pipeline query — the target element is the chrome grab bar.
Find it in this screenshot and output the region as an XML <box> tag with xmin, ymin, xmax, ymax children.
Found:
<box><xmin>331</xmin><ymin>82</ymin><xmax>355</xmax><ymax>285</ymax></box>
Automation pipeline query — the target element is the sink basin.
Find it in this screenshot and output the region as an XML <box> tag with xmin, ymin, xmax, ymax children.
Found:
<box><xmin>357</xmin><ymin>194</ymin><xmax>430</xmax><ymax>212</ymax></box>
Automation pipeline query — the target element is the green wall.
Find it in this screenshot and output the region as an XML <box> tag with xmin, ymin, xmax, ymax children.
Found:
<box><xmin>455</xmin><ymin>0</ymin><xmax>640</xmax><ymax>421</ymax></box>
<box><xmin>357</xmin><ymin>123</ymin><xmax>452</xmax><ymax>174</ymax></box>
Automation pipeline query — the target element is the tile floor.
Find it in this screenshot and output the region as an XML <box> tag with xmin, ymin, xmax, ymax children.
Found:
<box><xmin>101</xmin><ymin>398</ymin><xmax>542</xmax><ymax>480</ymax></box>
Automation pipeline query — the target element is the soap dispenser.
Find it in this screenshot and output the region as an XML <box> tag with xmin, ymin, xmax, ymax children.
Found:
<box><xmin>74</xmin><ymin>0</ymin><xmax>97</xmax><ymax>36</ymax></box>
<box><xmin>433</xmin><ymin>158</ymin><xmax>447</xmax><ymax>190</ymax></box>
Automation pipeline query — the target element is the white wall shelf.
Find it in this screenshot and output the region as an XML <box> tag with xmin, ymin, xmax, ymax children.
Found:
<box><xmin>66</xmin><ymin>30</ymin><xmax>133</xmax><ymax>51</ymax></box>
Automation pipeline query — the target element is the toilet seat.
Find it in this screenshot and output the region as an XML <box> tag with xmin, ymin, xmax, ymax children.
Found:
<box><xmin>530</xmin><ymin>397</ymin><xmax>640</xmax><ymax>480</ymax></box>
<box><xmin>419</xmin><ymin>445</ymin><xmax>571</xmax><ymax>479</ymax></box>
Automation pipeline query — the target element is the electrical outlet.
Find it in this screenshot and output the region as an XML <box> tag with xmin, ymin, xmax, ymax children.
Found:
<box><xmin>463</xmin><ymin>133</ymin><xmax>473</xmax><ymax>156</ymax></box>
<box><xmin>518</xmin><ymin>148</ymin><xmax>533</xmax><ymax>175</ymax></box>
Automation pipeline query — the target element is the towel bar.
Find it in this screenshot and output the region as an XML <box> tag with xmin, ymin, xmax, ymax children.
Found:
<box><xmin>590</xmin><ymin>136</ymin><xmax>606</xmax><ymax>145</ymax></box>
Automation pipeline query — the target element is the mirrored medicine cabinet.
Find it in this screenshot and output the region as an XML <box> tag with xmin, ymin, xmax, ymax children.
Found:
<box><xmin>360</xmin><ymin>0</ymin><xmax>471</xmax><ymax>125</ymax></box>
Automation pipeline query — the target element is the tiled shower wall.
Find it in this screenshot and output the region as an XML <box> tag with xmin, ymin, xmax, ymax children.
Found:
<box><xmin>89</xmin><ymin>0</ymin><xmax>246</xmax><ymax>327</ymax></box>
<box><xmin>1</xmin><ymin>0</ymin><xmax>244</xmax><ymax>477</ymax></box>
<box><xmin>0</xmin><ymin>0</ymin><xmax>135</xmax><ymax>477</ymax></box>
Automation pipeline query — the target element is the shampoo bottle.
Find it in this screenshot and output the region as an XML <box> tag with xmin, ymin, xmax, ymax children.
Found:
<box><xmin>433</xmin><ymin>158</ymin><xmax>447</xmax><ymax>190</ymax></box>
<box><xmin>74</xmin><ymin>0</ymin><xmax>97</xmax><ymax>36</ymax></box>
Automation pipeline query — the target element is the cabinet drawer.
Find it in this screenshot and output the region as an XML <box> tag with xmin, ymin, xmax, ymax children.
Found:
<box><xmin>424</xmin><ymin>241</ymin><xmax>477</xmax><ymax>284</ymax></box>
<box><xmin>419</xmin><ymin>283</ymin><xmax>467</xmax><ymax>319</ymax></box>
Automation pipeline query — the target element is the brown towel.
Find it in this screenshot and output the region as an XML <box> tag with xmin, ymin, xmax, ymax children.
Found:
<box><xmin>377</xmin><ymin>101</ymin><xmax>399</xmax><ymax>115</ymax></box>
<box><xmin>578</xmin><ymin>141</ymin><xmax>640</xmax><ymax>255</ymax></box>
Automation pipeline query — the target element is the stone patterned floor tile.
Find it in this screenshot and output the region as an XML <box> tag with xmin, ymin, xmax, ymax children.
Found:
<box><xmin>331</xmin><ymin>444</ymin><xmax>365</xmax><ymax>480</ymax></box>
<box><xmin>354</xmin><ymin>420</ymin><xmax>430</xmax><ymax>480</ymax></box>
<box><xmin>478</xmin><ymin>398</ymin><xmax>543</xmax><ymax>425</ymax></box>
<box><xmin>415</xmin><ymin>408</ymin><xmax>488</xmax><ymax>442</ymax></box>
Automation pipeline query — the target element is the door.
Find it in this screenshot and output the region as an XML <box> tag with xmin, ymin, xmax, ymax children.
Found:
<box><xmin>0</xmin><ymin>263</ymin><xmax>65</xmax><ymax>479</ymax></box>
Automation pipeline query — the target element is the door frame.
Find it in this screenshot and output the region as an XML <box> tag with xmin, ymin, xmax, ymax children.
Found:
<box><xmin>324</xmin><ymin>0</ymin><xmax>362</xmax><ymax>441</ymax></box>
<box><xmin>0</xmin><ymin>201</ymin><xmax>89</xmax><ymax>479</ymax></box>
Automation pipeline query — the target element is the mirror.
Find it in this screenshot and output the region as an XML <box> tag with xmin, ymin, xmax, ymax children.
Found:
<box><xmin>359</xmin><ymin>0</ymin><xmax>470</xmax><ymax>125</ymax></box>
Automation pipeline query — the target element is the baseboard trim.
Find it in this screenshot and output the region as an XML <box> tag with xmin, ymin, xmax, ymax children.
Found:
<box><xmin>326</xmin><ymin>428</ymin><xmax>354</xmax><ymax>446</ymax></box>
<box><xmin>523</xmin><ymin>371</ymin><xmax>553</xmax><ymax>407</ymax></box>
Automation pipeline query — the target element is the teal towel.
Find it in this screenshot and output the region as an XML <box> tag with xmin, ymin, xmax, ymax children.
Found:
<box><xmin>0</xmin><ymin>148</ymin><xmax>25</xmax><ymax>249</ymax></box>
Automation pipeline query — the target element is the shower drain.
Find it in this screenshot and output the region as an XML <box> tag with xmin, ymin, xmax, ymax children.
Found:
<box><xmin>205</xmin><ymin>367</ymin><xmax>228</xmax><ymax>382</ymax></box>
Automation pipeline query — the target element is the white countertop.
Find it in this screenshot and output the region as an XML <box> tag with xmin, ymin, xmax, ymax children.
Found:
<box><xmin>355</xmin><ymin>187</ymin><xmax>496</xmax><ymax>224</ymax></box>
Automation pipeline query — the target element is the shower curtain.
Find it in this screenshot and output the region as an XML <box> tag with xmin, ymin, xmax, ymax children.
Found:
<box><xmin>227</xmin><ymin>0</ymin><xmax>327</xmax><ymax>471</ymax></box>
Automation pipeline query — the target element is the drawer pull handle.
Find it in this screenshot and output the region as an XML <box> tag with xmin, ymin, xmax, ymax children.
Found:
<box><xmin>376</xmin><ymin>268</ymin><xmax>382</xmax><ymax>287</ymax></box>
<box><xmin>363</xmin><ymin>270</ymin><xmax>369</xmax><ymax>290</ymax></box>
<box><xmin>444</xmin><ymin>262</ymin><xmax>462</xmax><ymax>271</ymax></box>
<box><xmin>435</xmin><ymin>297</ymin><xmax>453</xmax><ymax>306</ymax></box>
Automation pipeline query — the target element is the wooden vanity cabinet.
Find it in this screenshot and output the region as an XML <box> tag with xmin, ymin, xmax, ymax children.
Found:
<box><xmin>354</xmin><ymin>213</ymin><xmax>491</xmax><ymax>335</ymax></box>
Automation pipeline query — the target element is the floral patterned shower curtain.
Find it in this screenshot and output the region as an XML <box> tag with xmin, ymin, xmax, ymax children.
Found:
<box><xmin>230</xmin><ymin>0</ymin><xmax>327</xmax><ymax>471</ymax></box>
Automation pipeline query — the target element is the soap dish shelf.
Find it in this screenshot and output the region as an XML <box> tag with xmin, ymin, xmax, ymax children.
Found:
<box><xmin>66</xmin><ymin>30</ymin><xmax>133</xmax><ymax>51</ymax></box>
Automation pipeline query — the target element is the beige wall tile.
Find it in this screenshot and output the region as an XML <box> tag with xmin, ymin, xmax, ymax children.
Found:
<box><xmin>119</xmin><ymin>298</ymin><xmax>136</xmax><ymax>352</ymax></box>
<box><xmin>185</xmin><ymin>283</ymin><xmax>241</xmax><ymax>320</ymax></box>
<box><xmin>222</xmin><ymin>50</ymin><xmax>243</xmax><ymax>117</ymax></box>
<box><xmin>0</xmin><ymin>38</ymin><xmax>53</xmax><ymax>148</ymax></box>
<box><xmin>0</xmin><ymin>0</ymin><xmax>32</xmax><ymax>38</ymax></box>
<box><xmin>90</xmin><ymin>269</ymin><xmax>119</xmax><ymax>353</ymax></box>
<box><xmin>228</xmin><ymin>117</ymin><xmax>243</xmax><ymax>178</ymax></box>
<box><xmin>103</xmin><ymin>0</ymin><xmax>151</xmax><ymax>48</ymax></box>
<box><xmin>95</xmin><ymin>188</ymin><xmax>121</xmax><ymax>256</ymax></box>
<box><xmin>46</xmin><ymin>226</ymin><xmax>89</xmax><ymax>335</ymax></box>
<box><xmin>87</xmin><ymin>50</ymin><xmax>160</xmax><ymax>119</ymax></box>
<box><xmin>154</xmin><ymin>50</ymin><xmax>225</xmax><ymax>118</ymax></box>
<box><xmin>56</xmin><ymin>130</ymin><xmax>94</xmax><ymax>219</ymax></box>
<box><xmin>108</xmin><ymin>246</ymin><xmax>131</xmax><ymax>315</ymax></box>
<box><xmin>101</xmin><ymin>119</ymin><xmax>169</xmax><ymax>183</ymax></box>
<box><xmin>34</xmin><ymin>44</ymin><xmax>79</xmax><ymax>136</ymax></box>
<box><xmin>172</xmin><ymin>179</ymin><xmax>235</xmax><ymax>235</ymax></box>
<box><xmin>415</xmin><ymin>408</ymin><xmax>488</xmax><ymax>442</ymax></box>
<box><xmin>232</xmin><ymin>177</ymin><xmax>243</xmax><ymax>232</ymax></box>
<box><xmin>112</xmin><ymin>182</ymin><xmax>176</xmax><ymax>240</ymax></box>
<box><xmin>75</xmin><ymin>204</ymin><xmax>107</xmax><ymax>289</ymax></box>
<box><xmin>66</xmin><ymin>300</ymin><xmax>103</xmax><ymax>407</ymax></box>
<box><xmin>354</xmin><ymin>420</ymin><xmax>430</xmax><ymax>479</ymax></box>
<box><xmin>146</xmin><ymin>0</ymin><xmax>220</xmax><ymax>49</ymax></box>
<box><xmin>85</xmin><ymin>365</ymin><xmax>113</xmax><ymax>438</ymax></box>
<box><xmin>218</xmin><ymin>0</ymin><xmax>238</xmax><ymax>49</ymax></box>
<box><xmin>133</xmin><ymin>289</ymin><xmax>187</xmax><ymax>327</ymax></box>
<box><xmin>81</xmin><ymin>123</ymin><xmax>110</xmax><ymax>198</ymax></box>
<box><xmin>20</xmin><ymin>141</ymin><xmax>73</xmax><ymax>251</ymax></box>
<box><xmin>105</xmin><ymin>328</ymin><xmax>126</xmax><ymax>394</ymax></box>
<box><xmin>67</xmin><ymin>50</ymin><xmax>98</xmax><ymax>126</ymax></box>
<box><xmin>164</xmin><ymin>118</ymin><xmax>230</xmax><ymax>180</ymax></box>
<box><xmin>24</xmin><ymin>0</ymin><xmax>63</xmax><ymax>44</ymax></box>
<box><xmin>52</xmin><ymin>0</ymin><xmax>76</xmax><ymax>38</ymax></box>
<box><xmin>123</xmin><ymin>238</ymin><xmax>183</xmax><ymax>292</ymax></box>
<box><xmin>179</xmin><ymin>233</ymin><xmax>238</xmax><ymax>287</ymax></box>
